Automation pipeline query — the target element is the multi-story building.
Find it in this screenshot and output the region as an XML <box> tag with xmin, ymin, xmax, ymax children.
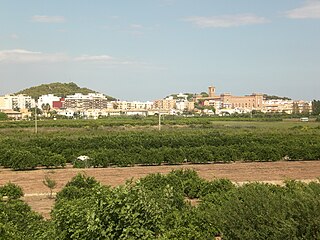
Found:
<box><xmin>175</xmin><ymin>93</ymin><xmax>195</xmax><ymax>111</ymax></box>
<box><xmin>0</xmin><ymin>94</ymin><xmax>35</xmax><ymax>110</ymax></box>
<box><xmin>262</xmin><ymin>99</ymin><xmax>312</xmax><ymax>114</ymax></box>
<box><xmin>64</xmin><ymin>93</ymin><xmax>109</xmax><ymax>110</ymax></box>
<box><xmin>113</xmin><ymin>101</ymin><xmax>153</xmax><ymax>111</ymax></box>
<box><xmin>153</xmin><ymin>96</ymin><xmax>176</xmax><ymax>110</ymax></box>
<box><xmin>38</xmin><ymin>94</ymin><xmax>60</xmax><ymax>109</ymax></box>
<box><xmin>262</xmin><ymin>99</ymin><xmax>293</xmax><ymax>113</ymax></box>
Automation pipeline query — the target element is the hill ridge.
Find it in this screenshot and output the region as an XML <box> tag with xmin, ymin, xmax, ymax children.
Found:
<box><xmin>15</xmin><ymin>82</ymin><xmax>116</xmax><ymax>100</ymax></box>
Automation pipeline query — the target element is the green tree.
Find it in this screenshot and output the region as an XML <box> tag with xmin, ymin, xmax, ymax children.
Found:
<box><xmin>292</xmin><ymin>102</ymin><xmax>300</xmax><ymax>115</ymax></box>
<box><xmin>0</xmin><ymin>182</ymin><xmax>24</xmax><ymax>200</ymax></box>
<box><xmin>302</xmin><ymin>102</ymin><xmax>310</xmax><ymax>115</ymax></box>
<box><xmin>312</xmin><ymin>100</ymin><xmax>320</xmax><ymax>115</ymax></box>
<box><xmin>0</xmin><ymin>198</ymin><xmax>50</xmax><ymax>239</ymax></box>
<box><xmin>41</xmin><ymin>103</ymin><xmax>51</xmax><ymax>118</ymax></box>
<box><xmin>10</xmin><ymin>150</ymin><xmax>38</xmax><ymax>170</ymax></box>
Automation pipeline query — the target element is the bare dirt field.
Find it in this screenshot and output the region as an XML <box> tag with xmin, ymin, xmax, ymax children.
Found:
<box><xmin>1</xmin><ymin>161</ymin><xmax>320</xmax><ymax>218</ymax></box>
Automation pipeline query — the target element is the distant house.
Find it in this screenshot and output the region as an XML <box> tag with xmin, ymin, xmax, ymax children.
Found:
<box><xmin>0</xmin><ymin>110</ymin><xmax>22</xmax><ymax>120</ymax></box>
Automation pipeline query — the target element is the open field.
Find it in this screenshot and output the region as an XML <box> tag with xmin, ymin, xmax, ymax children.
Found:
<box><xmin>1</xmin><ymin>161</ymin><xmax>320</xmax><ymax>218</ymax></box>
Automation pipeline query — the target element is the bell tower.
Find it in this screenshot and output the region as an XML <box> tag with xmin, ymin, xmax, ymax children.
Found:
<box><xmin>208</xmin><ymin>86</ymin><xmax>216</xmax><ymax>98</ymax></box>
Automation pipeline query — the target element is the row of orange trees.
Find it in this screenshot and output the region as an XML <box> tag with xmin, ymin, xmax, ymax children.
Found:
<box><xmin>1</xmin><ymin>127</ymin><xmax>320</xmax><ymax>170</ymax></box>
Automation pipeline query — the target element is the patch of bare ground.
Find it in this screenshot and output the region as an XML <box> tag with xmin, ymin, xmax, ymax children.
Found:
<box><xmin>1</xmin><ymin>160</ymin><xmax>320</xmax><ymax>218</ymax></box>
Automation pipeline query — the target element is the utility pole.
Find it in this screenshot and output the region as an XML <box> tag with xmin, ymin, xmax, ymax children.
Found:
<box><xmin>35</xmin><ymin>102</ymin><xmax>38</xmax><ymax>134</ymax></box>
<box><xmin>158</xmin><ymin>111</ymin><xmax>161</xmax><ymax>131</ymax></box>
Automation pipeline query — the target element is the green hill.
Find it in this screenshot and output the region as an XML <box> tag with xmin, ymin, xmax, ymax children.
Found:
<box><xmin>263</xmin><ymin>94</ymin><xmax>291</xmax><ymax>101</ymax></box>
<box><xmin>15</xmin><ymin>82</ymin><xmax>116</xmax><ymax>100</ymax></box>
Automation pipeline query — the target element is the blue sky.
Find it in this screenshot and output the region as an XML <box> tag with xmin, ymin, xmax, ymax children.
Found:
<box><xmin>0</xmin><ymin>0</ymin><xmax>319</xmax><ymax>101</ymax></box>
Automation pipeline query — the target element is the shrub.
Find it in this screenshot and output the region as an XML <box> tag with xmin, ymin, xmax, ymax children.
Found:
<box><xmin>9</xmin><ymin>150</ymin><xmax>38</xmax><ymax>170</ymax></box>
<box><xmin>0</xmin><ymin>182</ymin><xmax>24</xmax><ymax>200</ymax></box>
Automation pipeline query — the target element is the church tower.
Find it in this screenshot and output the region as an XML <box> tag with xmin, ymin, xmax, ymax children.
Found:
<box><xmin>208</xmin><ymin>86</ymin><xmax>216</xmax><ymax>98</ymax></box>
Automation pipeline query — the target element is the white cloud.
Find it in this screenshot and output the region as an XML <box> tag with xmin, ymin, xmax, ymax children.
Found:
<box><xmin>32</xmin><ymin>15</ymin><xmax>66</xmax><ymax>23</ymax></box>
<box><xmin>0</xmin><ymin>49</ymin><xmax>148</xmax><ymax>67</ymax></box>
<box><xmin>0</xmin><ymin>49</ymin><xmax>68</xmax><ymax>63</ymax></box>
<box><xmin>74</xmin><ymin>54</ymin><xmax>143</xmax><ymax>66</ymax></box>
<box><xmin>74</xmin><ymin>55</ymin><xmax>114</xmax><ymax>62</ymax></box>
<box><xmin>285</xmin><ymin>1</ymin><xmax>320</xmax><ymax>19</ymax></box>
<box><xmin>184</xmin><ymin>14</ymin><xmax>269</xmax><ymax>28</ymax></box>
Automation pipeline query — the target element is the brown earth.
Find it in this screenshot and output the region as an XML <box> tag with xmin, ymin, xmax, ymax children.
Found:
<box><xmin>1</xmin><ymin>161</ymin><xmax>320</xmax><ymax>219</ymax></box>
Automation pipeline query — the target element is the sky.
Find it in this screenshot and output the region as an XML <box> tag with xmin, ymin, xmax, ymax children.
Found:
<box><xmin>0</xmin><ymin>0</ymin><xmax>319</xmax><ymax>101</ymax></box>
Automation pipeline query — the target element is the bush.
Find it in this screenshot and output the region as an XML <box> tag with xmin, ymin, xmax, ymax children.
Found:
<box><xmin>0</xmin><ymin>182</ymin><xmax>24</xmax><ymax>200</ymax></box>
<box><xmin>56</xmin><ymin>174</ymin><xmax>100</xmax><ymax>201</ymax></box>
<box><xmin>9</xmin><ymin>150</ymin><xmax>38</xmax><ymax>170</ymax></box>
<box><xmin>43</xmin><ymin>154</ymin><xmax>66</xmax><ymax>168</ymax></box>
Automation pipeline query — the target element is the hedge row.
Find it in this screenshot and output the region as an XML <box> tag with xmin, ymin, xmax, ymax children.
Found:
<box><xmin>0</xmin><ymin>115</ymin><xmax>283</xmax><ymax>129</ymax></box>
<box><xmin>1</xmin><ymin>143</ymin><xmax>320</xmax><ymax>170</ymax></box>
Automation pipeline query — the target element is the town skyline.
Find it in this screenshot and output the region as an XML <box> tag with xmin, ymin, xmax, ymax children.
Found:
<box><xmin>1</xmin><ymin>0</ymin><xmax>320</xmax><ymax>101</ymax></box>
<box><xmin>0</xmin><ymin>83</ymin><xmax>313</xmax><ymax>120</ymax></box>
<box><xmin>0</xmin><ymin>81</ymin><xmax>312</xmax><ymax>102</ymax></box>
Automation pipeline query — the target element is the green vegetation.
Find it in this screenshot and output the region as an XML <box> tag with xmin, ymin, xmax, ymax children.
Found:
<box><xmin>167</xmin><ymin>93</ymin><xmax>195</xmax><ymax>100</ymax></box>
<box><xmin>0</xmin><ymin>112</ymin><xmax>8</xmax><ymax>120</ymax></box>
<box><xmin>0</xmin><ymin>115</ymin><xmax>284</xmax><ymax>130</ymax></box>
<box><xmin>263</xmin><ymin>94</ymin><xmax>291</xmax><ymax>100</ymax></box>
<box><xmin>0</xmin><ymin>182</ymin><xmax>23</xmax><ymax>200</ymax></box>
<box><xmin>1</xmin><ymin>116</ymin><xmax>319</xmax><ymax>238</ymax></box>
<box><xmin>15</xmin><ymin>82</ymin><xmax>116</xmax><ymax>100</ymax></box>
<box><xmin>1</xmin><ymin>171</ymin><xmax>320</xmax><ymax>239</ymax></box>
<box><xmin>312</xmin><ymin>100</ymin><xmax>320</xmax><ymax>115</ymax></box>
<box><xmin>0</xmin><ymin>119</ymin><xmax>319</xmax><ymax>170</ymax></box>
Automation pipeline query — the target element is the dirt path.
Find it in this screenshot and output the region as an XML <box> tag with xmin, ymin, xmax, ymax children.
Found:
<box><xmin>1</xmin><ymin>161</ymin><xmax>320</xmax><ymax>218</ymax></box>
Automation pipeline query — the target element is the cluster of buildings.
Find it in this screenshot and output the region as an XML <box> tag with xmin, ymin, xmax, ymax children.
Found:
<box><xmin>0</xmin><ymin>85</ymin><xmax>313</xmax><ymax>119</ymax></box>
<box><xmin>195</xmin><ymin>86</ymin><xmax>312</xmax><ymax>115</ymax></box>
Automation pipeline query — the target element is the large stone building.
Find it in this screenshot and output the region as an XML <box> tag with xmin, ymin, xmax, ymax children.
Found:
<box><xmin>196</xmin><ymin>86</ymin><xmax>264</xmax><ymax>111</ymax></box>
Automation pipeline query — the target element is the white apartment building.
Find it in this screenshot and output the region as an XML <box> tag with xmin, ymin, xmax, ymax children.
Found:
<box><xmin>262</xmin><ymin>99</ymin><xmax>312</xmax><ymax>114</ymax></box>
<box><xmin>203</xmin><ymin>99</ymin><xmax>223</xmax><ymax>110</ymax></box>
<box><xmin>0</xmin><ymin>94</ymin><xmax>35</xmax><ymax>110</ymax></box>
<box><xmin>262</xmin><ymin>99</ymin><xmax>294</xmax><ymax>113</ymax></box>
<box><xmin>113</xmin><ymin>101</ymin><xmax>154</xmax><ymax>111</ymax></box>
<box><xmin>175</xmin><ymin>93</ymin><xmax>189</xmax><ymax>111</ymax></box>
<box><xmin>38</xmin><ymin>94</ymin><xmax>60</xmax><ymax>109</ymax></box>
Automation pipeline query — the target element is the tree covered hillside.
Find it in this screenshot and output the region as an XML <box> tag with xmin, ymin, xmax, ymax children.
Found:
<box><xmin>15</xmin><ymin>82</ymin><xmax>116</xmax><ymax>100</ymax></box>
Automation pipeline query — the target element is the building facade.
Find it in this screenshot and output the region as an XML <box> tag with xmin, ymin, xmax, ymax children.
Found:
<box><xmin>64</xmin><ymin>93</ymin><xmax>109</xmax><ymax>110</ymax></box>
<box><xmin>38</xmin><ymin>94</ymin><xmax>60</xmax><ymax>109</ymax></box>
<box><xmin>196</xmin><ymin>86</ymin><xmax>263</xmax><ymax>111</ymax></box>
<box><xmin>0</xmin><ymin>94</ymin><xmax>35</xmax><ymax>110</ymax></box>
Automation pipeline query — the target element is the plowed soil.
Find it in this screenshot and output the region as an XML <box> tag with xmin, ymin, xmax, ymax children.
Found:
<box><xmin>1</xmin><ymin>161</ymin><xmax>320</xmax><ymax>219</ymax></box>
